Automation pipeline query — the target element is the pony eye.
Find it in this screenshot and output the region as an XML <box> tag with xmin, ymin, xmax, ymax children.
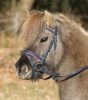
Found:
<box><xmin>40</xmin><ymin>37</ymin><xmax>48</xmax><ymax>43</ymax></box>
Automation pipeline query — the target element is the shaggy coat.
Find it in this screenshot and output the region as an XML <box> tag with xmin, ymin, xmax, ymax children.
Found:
<box><xmin>19</xmin><ymin>10</ymin><xmax>88</xmax><ymax>100</ymax></box>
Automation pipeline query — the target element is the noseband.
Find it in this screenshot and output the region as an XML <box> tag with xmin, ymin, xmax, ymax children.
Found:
<box><xmin>16</xmin><ymin>26</ymin><xmax>88</xmax><ymax>82</ymax></box>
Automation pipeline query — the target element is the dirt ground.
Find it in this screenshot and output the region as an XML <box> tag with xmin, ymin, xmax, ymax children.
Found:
<box><xmin>0</xmin><ymin>34</ymin><xmax>58</xmax><ymax>100</ymax></box>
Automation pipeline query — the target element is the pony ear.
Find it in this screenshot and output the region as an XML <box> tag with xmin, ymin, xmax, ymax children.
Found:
<box><xmin>44</xmin><ymin>10</ymin><xmax>52</xmax><ymax>26</ymax></box>
<box><xmin>26</xmin><ymin>10</ymin><xmax>43</xmax><ymax>17</ymax></box>
<box><xmin>44</xmin><ymin>10</ymin><xmax>51</xmax><ymax>17</ymax></box>
<box><xmin>26</xmin><ymin>9</ymin><xmax>31</xmax><ymax>17</ymax></box>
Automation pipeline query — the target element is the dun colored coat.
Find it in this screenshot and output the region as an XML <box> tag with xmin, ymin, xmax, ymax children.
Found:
<box><xmin>19</xmin><ymin>10</ymin><xmax>88</xmax><ymax>100</ymax></box>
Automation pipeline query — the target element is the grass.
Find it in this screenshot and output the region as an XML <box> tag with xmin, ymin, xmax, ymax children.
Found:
<box><xmin>0</xmin><ymin>34</ymin><xmax>59</xmax><ymax>100</ymax></box>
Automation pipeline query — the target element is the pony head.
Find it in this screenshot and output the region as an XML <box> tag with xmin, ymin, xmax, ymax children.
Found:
<box><xmin>16</xmin><ymin>10</ymin><xmax>81</xmax><ymax>80</ymax></box>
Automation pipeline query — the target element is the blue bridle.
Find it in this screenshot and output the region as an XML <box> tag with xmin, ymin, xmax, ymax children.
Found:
<box><xmin>16</xmin><ymin>26</ymin><xmax>88</xmax><ymax>82</ymax></box>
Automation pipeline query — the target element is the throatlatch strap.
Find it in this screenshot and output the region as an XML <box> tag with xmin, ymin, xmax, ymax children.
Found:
<box><xmin>40</xmin><ymin>65</ymin><xmax>88</xmax><ymax>82</ymax></box>
<box><xmin>59</xmin><ymin>65</ymin><xmax>88</xmax><ymax>82</ymax></box>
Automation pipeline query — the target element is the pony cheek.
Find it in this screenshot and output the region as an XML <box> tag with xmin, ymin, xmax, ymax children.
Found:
<box><xmin>40</xmin><ymin>51</ymin><xmax>45</xmax><ymax>56</ymax></box>
<box><xmin>35</xmin><ymin>48</ymin><xmax>45</xmax><ymax>56</ymax></box>
<box><xmin>45</xmin><ymin>54</ymin><xmax>55</xmax><ymax>68</ymax></box>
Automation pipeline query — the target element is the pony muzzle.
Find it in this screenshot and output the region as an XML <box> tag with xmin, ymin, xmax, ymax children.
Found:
<box><xmin>15</xmin><ymin>50</ymin><xmax>44</xmax><ymax>80</ymax></box>
<box><xmin>15</xmin><ymin>56</ymin><xmax>33</xmax><ymax>79</ymax></box>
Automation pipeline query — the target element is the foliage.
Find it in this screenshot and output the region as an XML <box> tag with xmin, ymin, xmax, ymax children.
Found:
<box><xmin>32</xmin><ymin>0</ymin><xmax>88</xmax><ymax>29</ymax></box>
<box><xmin>0</xmin><ymin>0</ymin><xmax>88</xmax><ymax>29</ymax></box>
<box><xmin>0</xmin><ymin>0</ymin><xmax>20</xmax><ymax>13</ymax></box>
<box><xmin>33</xmin><ymin>0</ymin><xmax>88</xmax><ymax>15</ymax></box>
<box><xmin>0</xmin><ymin>0</ymin><xmax>11</xmax><ymax>12</ymax></box>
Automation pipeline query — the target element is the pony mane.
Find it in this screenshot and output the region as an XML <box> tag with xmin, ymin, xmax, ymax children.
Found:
<box><xmin>56</xmin><ymin>13</ymin><xmax>88</xmax><ymax>36</ymax></box>
<box><xmin>20</xmin><ymin>10</ymin><xmax>88</xmax><ymax>48</ymax></box>
<box><xmin>20</xmin><ymin>11</ymin><xmax>45</xmax><ymax>48</ymax></box>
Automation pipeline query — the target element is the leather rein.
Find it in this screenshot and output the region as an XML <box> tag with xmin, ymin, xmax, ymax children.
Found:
<box><xmin>16</xmin><ymin>26</ymin><xmax>88</xmax><ymax>82</ymax></box>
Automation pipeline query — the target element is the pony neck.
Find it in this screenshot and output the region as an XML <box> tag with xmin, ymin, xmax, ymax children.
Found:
<box><xmin>57</xmin><ymin>26</ymin><xmax>88</xmax><ymax>100</ymax></box>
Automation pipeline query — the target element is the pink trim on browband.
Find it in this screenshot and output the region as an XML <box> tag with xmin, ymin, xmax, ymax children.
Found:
<box><xmin>25</xmin><ymin>50</ymin><xmax>48</xmax><ymax>66</ymax></box>
<box><xmin>25</xmin><ymin>50</ymin><xmax>42</xmax><ymax>61</ymax></box>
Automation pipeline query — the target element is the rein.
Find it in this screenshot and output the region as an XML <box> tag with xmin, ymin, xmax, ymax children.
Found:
<box><xmin>16</xmin><ymin>26</ymin><xmax>88</xmax><ymax>82</ymax></box>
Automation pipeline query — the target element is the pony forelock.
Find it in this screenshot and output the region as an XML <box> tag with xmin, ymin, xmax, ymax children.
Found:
<box><xmin>20</xmin><ymin>12</ymin><xmax>45</xmax><ymax>48</ymax></box>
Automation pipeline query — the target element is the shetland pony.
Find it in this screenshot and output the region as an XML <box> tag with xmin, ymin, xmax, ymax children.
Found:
<box><xmin>16</xmin><ymin>10</ymin><xmax>88</xmax><ymax>100</ymax></box>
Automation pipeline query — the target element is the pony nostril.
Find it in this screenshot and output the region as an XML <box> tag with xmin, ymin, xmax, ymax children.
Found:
<box><xmin>20</xmin><ymin>65</ymin><xmax>28</xmax><ymax>73</ymax></box>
